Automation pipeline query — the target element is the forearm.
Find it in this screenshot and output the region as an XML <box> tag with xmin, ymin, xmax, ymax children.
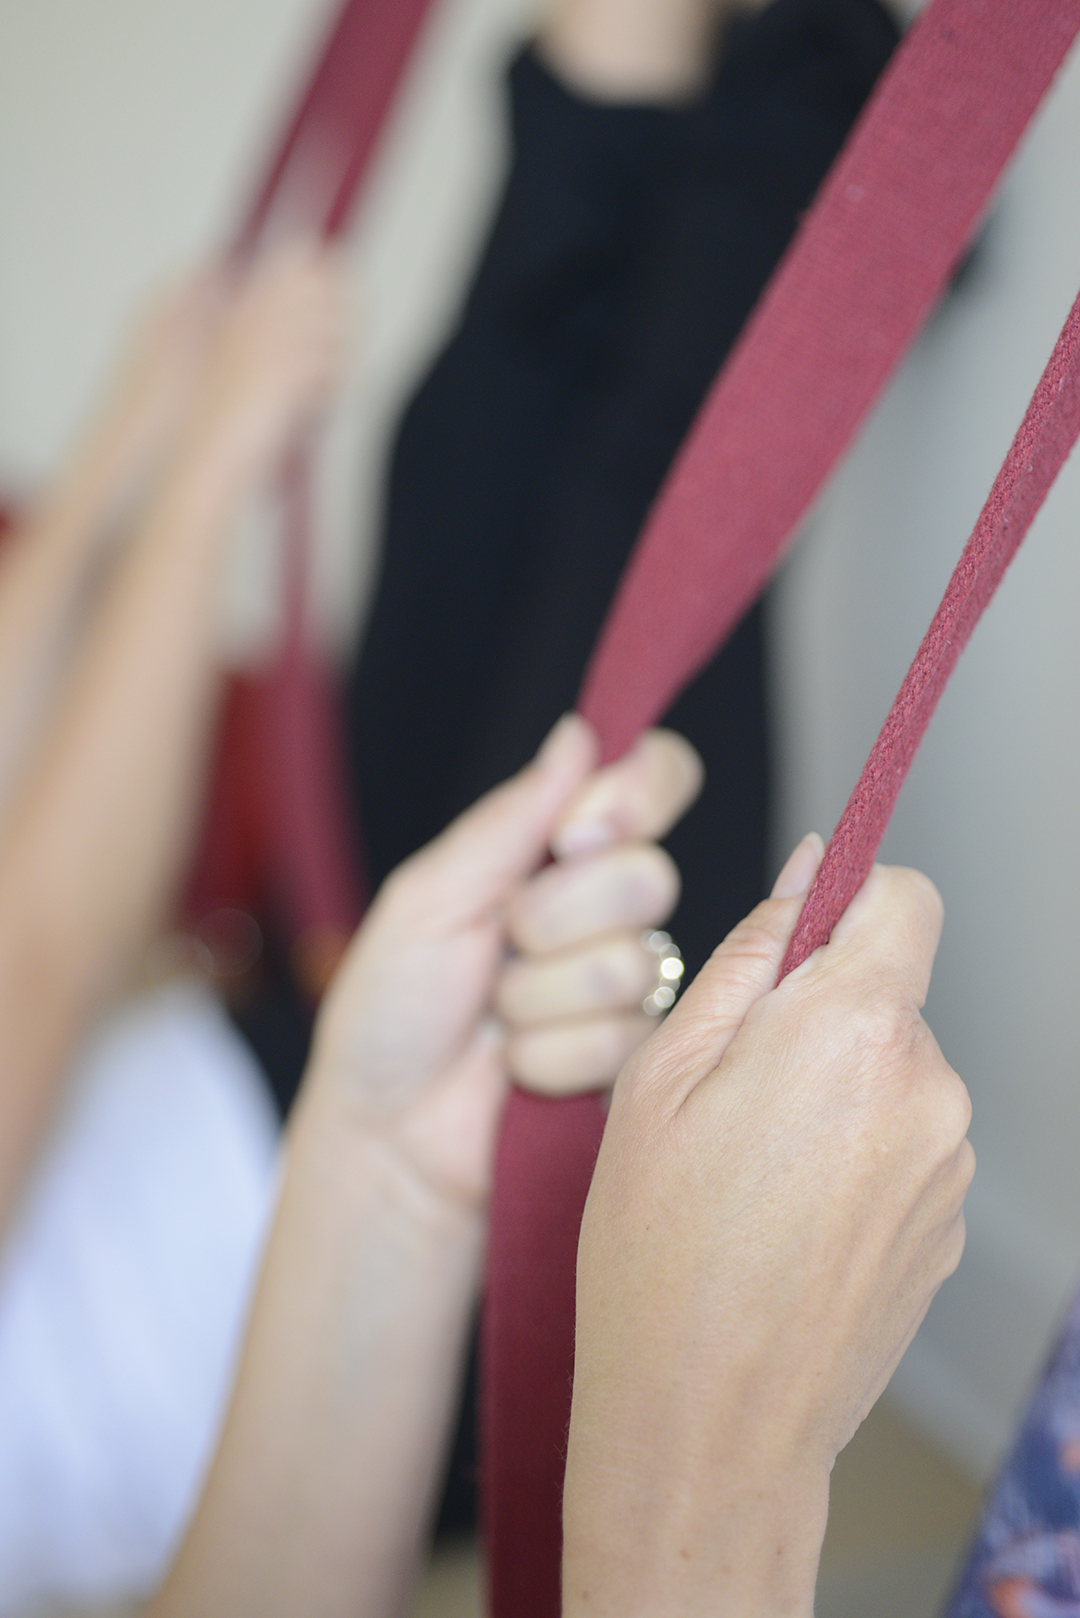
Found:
<box><xmin>0</xmin><ymin>403</ymin><xmax>156</xmax><ymax>810</ymax></box>
<box><xmin>562</xmin><ymin>1379</ymin><xmax>829</xmax><ymax>1617</ymax></box>
<box><xmin>0</xmin><ymin>445</ymin><xmax>241</xmax><ymax>1222</ymax></box>
<box><xmin>150</xmin><ymin>1075</ymin><xmax>483</xmax><ymax>1618</ymax></box>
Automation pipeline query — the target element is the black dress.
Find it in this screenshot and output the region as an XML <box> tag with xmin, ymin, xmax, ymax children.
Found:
<box><xmin>344</xmin><ymin>0</ymin><xmax>900</xmax><ymax>986</ymax></box>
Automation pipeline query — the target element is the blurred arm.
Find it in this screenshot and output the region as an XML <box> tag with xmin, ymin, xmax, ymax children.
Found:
<box><xmin>0</xmin><ymin>275</ymin><xmax>220</xmax><ymax>812</ymax></box>
<box><xmin>0</xmin><ymin>244</ymin><xmax>344</xmax><ymax>1229</ymax></box>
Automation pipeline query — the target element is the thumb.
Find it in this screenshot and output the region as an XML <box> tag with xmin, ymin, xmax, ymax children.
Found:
<box><xmin>395</xmin><ymin>715</ymin><xmax>600</xmax><ymax>934</ymax></box>
<box><xmin>630</xmin><ymin>833</ymin><xmax>825</xmax><ymax>1104</ymax></box>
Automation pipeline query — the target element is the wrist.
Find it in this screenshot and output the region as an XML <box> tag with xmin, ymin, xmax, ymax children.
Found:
<box><xmin>288</xmin><ymin>1066</ymin><xmax>487</xmax><ymax>1257</ymax></box>
<box><xmin>563</xmin><ymin>1384</ymin><xmax>830</xmax><ymax>1617</ymax></box>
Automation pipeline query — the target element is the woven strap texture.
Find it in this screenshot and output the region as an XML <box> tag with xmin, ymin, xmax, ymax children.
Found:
<box><xmin>484</xmin><ymin>5</ymin><xmax>1080</xmax><ymax>1615</ymax></box>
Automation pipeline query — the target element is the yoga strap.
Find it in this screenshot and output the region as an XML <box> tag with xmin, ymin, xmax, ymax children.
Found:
<box><xmin>781</xmin><ymin>287</ymin><xmax>1080</xmax><ymax>978</ymax></box>
<box><xmin>484</xmin><ymin>4</ymin><xmax>1080</xmax><ymax>1614</ymax></box>
<box><xmin>189</xmin><ymin>0</ymin><xmax>440</xmax><ymax>964</ymax></box>
<box><xmin>237</xmin><ymin>0</ymin><xmax>436</xmax><ymax>254</ymax></box>
<box><xmin>236</xmin><ymin>0</ymin><xmax>439</xmax><ymax>957</ymax></box>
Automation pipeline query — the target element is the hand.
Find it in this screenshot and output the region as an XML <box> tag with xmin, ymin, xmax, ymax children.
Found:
<box><xmin>75</xmin><ymin>270</ymin><xmax>224</xmax><ymax>511</ymax></box>
<box><xmin>310</xmin><ymin>715</ymin><xmax>702</xmax><ymax>1213</ymax></box>
<box><xmin>175</xmin><ymin>240</ymin><xmax>347</xmax><ymax>489</ymax></box>
<box><xmin>564</xmin><ymin>837</ymin><xmax>974</xmax><ymax>1618</ymax></box>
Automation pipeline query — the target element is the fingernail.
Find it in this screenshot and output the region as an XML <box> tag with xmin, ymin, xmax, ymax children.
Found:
<box><xmin>550</xmin><ymin>818</ymin><xmax>615</xmax><ymax>860</ymax></box>
<box><xmin>770</xmin><ymin>833</ymin><xmax>825</xmax><ymax>900</ymax></box>
<box><xmin>535</xmin><ymin>712</ymin><xmax>587</xmax><ymax>769</ymax></box>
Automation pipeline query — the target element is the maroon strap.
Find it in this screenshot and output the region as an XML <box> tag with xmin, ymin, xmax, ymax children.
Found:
<box><xmin>189</xmin><ymin>0</ymin><xmax>439</xmax><ymax>966</ymax></box>
<box><xmin>236</xmin><ymin>0</ymin><xmax>436</xmax><ymax>253</ymax></box>
<box><xmin>483</xmin><ymin>4</ymin><xmax>1080</xmax><ymax>1615</ymax></box>
<box><xmin>781</xmin><ymin>286</ymin><xmax>1080</xmax><ymax>979</ymax></box>
<box><xmin>258</xmin><ymin>446</ymin><xmax>368</xmax><ymax>952</ymax></box>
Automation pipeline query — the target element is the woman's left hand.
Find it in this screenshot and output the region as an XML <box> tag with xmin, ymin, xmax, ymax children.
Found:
<box><xmin>310</xmin><ymin>715</ymin><xmax>701</xmax><ymax>1214</ymax></box>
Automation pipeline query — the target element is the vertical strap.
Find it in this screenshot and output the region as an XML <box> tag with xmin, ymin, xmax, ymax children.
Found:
<box><xmin>237</xmin><ymin>0</ymin><xmax>437</xmax><ymax>253</ymax></box>
<box><xmin>780</xmin><ymin>287</ymin><xmax>1080</xmax><ymax>979</ymax></box>
<box><xmin>484</xmin><ymin>6</ymin><xmax>1080</xmax><ymax>1615</ymax></box>
<box><xmin>579</xmin><ymin>0</ymin><xmax>1080</xmax><ymax>757</ymax></box>
<box><xmin>187</xmin><ymin>0</ymin><xmax>441</xmax><ymax>978</ymax></box>
<box><xmin>259</xmin><ymin>446</ymin><xmax>368</xmax><ymax>961</ymax></box>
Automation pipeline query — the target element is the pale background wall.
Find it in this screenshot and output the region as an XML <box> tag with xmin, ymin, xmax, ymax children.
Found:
<box><xmin>2</xmin><ymin>0</ymin><xmax>1079</xmax><ymax>1481</ymax></box>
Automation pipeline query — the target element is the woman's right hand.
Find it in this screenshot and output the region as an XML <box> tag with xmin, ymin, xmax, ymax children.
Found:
<box><xmin>564</xmin><ymin>842</ymin><xmax>974</xmax><ymax>1618</ymax></box>
<box><xmin>174</xmin><ymin>241</ymin><xmax>348</xmax><ymax>492</ymax></box>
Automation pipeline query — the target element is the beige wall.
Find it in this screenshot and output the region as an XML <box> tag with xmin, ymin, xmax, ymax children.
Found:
<box><xmin>3</xmin><ymin>0</ymin><xmax>1080</xmax><ymax>1479</ymax></box>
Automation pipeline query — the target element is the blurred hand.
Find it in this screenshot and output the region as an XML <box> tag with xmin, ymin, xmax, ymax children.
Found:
<box><xmin>87</xmin><ymin>270</ymin><xmax>224</xmax><ymax>497</ymax></box>
<box><xmin>564</xmin><ymin>841</ymin><xmax>974</xmax><ymax>1617</ymax></box>
<box><xmin>311</xmin><ymin>716</ymin><xmax>702</xmax><ymax>1212</ymax></box>
<box><xmin>177</xmin><ymin>240</ymin><xmax>347</xmax><ymax>488</ymax></box>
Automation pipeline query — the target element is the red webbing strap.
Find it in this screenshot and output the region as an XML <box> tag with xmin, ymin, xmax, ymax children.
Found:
<box><xmin>781</xmin><ymin>287</ymin><xmax>1080</xmax><ymax>979</ymax></box>
<box><xmin>236</xmin><ymin>0</ymin><xmax>437</xmax><ymax>254</ymax></box>
<box><xmin>259</xmin><ymin>446</ymin><xmax>368</xmax><ymax>953</ymax></box>
<box><xmin>190</xmin><ymin>0</ymin><xmax>439</xmax><ymax>956</ymax></box>
<box><xmin>483</xmin><ymin>5</ymin><xmax>1080</xmax><ymax>1614</ymax></box>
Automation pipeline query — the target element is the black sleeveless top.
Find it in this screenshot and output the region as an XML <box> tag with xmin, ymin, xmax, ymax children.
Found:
<box><xmin>343</xmin><ymin>0</ymin><xmax>900</xmax><ymax>983</ymax></box>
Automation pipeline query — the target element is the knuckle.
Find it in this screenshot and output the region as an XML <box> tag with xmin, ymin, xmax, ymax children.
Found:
<box><xmin>709</xmin><ymin>902</ymin><xmax>788</xmax><ymax>977</ymax></box>
<box><xmin>904</xmin><ymin>866</ymin><xmax>945</xmax><ymax>927</ymax></box>
<box><xmin>937</xmin><ymin>1066</ymin><xmax>974</xmax><ymax>1145</ymax></box>
<box><xmin>643</xmin><ymin>729</ymin><xmax>705</xmax><ymax>820</ymax></box>
<box><xmin>493</xmin><ymin>962</ymin><xmax>527</xmax><ymax>1023</ymax></box>
<box><xmin>822</xmin><ymin>982</ymin><xmax>924</xmax><ymax>1068</ymax></box>
<box><xmin>509</xmin><ymin>1017</ymin><xmax>636</xmax><ymax>1092</ymax></box>
<box><xmin>940</xmin><ymin>1211</ymin><xmax>968</xmax><ymax>1282</ymax></box>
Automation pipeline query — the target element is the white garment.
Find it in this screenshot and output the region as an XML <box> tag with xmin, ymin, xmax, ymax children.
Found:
<box><xmin>0</xmin><ymin>980</ymin><xmax>280</xmax><ymax>1616</ymax></box>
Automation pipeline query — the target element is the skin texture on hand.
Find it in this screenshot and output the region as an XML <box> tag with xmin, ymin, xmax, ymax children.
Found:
<box><xmin>312</xmin><ymin>715</ymin><xmax>702</xmax><ymax>1214</ymax></box>
<box><xmin>564</xmin><ymin>840</ymin><xmax>974</xmax><ymax>1618</ymax></box>
<box><xmin>169</xmin><ymin>242</ymin><xmax>347</xmax><ymax>497</ymax></box>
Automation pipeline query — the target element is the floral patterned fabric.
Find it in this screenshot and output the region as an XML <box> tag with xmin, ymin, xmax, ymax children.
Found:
<box><xmin>948</xmin><ymin>1287</ymin><xmax>1080</xmax><ymax>1617</ymax></box>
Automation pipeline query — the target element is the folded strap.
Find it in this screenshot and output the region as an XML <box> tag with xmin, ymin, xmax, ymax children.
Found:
<box><xmin>484</xmin><ymin>6</ymin><xmax>1080</xmax><ymax>1615</ymax></box>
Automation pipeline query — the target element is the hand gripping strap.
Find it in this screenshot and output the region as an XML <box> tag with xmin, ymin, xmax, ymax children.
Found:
<box><xmin>484</xmin><ymin>5</ymin><xmax>1080</xmax><ymax>1615</ymax></box>
<box><xmin>189</xmin><ymin>0</ymin><xmax>440</xmax><ymax>957</ymax></box>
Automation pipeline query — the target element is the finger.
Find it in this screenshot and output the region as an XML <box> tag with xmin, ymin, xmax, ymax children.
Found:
<box><xmin>625</xmin><ymin>833</ymin><xmax>825</xmax><ymax>1099</ymax></box>
<box><xmin>550</xmin><ymin>728</ymin><xmax>703</xmax><ymax>859</ymax></box>
<box><xmin>508</xmin><ymin>1011</ymin><xmax>656</xmax><ymax>1093</ymax></box>
<box><xmin>818</xmin><ymin>864</ymin><xmax>944</xmax><ymax>1009</ymax></box>
<box><xmin>496</xmin><ymin>932</ymin><xmax>658</xmax><ymax>1026</ymax></box>
<box><xmin>506</xmin><ymin>843</ymin><xmax>678</xmax><ymax>955</ymax></box>
<box><xmin>388</xmin><ymin>715</ymin><xmax>598</xmax><ymax>934</ymax></box>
